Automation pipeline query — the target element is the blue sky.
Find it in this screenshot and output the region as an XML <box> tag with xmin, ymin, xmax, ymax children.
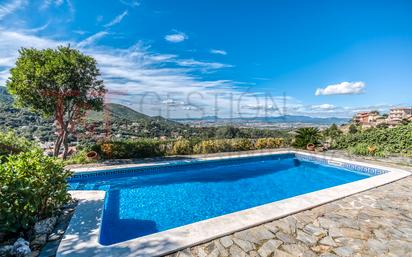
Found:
<box><xmin>0</xmin><ymin>0</ymin><xmax>411</xmax><ymax>118</ymax></box>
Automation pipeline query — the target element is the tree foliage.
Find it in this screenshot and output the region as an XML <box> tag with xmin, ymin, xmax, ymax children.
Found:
<box><xmin>333</xmin><ymin>123</ymin><xmax>412</xmax><ymax>156</ymax></box>
<box><xmin>0</xmin><ymin>130</ymin><xmax>35</xmax><ymax>159</ymax></box>
<box><xmin>293</xmin><ymin>127</ymin><xmax>321</xmax><ymax>148</ymax></box>
<box><xmin>0</xmin><ymin>150</ymin><xmax>71</xmax><ymax>234</ymax></box>
<box><xmin>6</xmin><ymin>46</ymin><xmax>105</xmax><ymax>159</ymax></box>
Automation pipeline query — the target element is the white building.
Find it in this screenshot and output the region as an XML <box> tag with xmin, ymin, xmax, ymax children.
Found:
<box><xmin>388</xmin><ymin>108</ymin><xmax>412</xmax><ymax>123</ymax></box>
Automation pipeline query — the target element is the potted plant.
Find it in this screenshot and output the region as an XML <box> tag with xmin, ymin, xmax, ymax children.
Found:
<box><xmin>306</xmin><ymin>143</ymin><xmax>316</xmax><ymax>151</ymax></box>
<box><xmin>86</xmin><ymin>151</ymin><xmax>99</xmax><ymax>161</ymax></box>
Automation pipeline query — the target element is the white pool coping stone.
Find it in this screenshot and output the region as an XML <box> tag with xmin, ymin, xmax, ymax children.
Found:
<box><xmin>57</xmin><ymin>151</ymin><xmax>411</xmax><ymax>257</ymax></box>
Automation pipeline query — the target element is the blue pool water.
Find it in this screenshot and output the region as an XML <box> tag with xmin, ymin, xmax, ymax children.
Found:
<box><xmin>69</xmin><ymin>154</ymin><xmax>371</xmax><ymax>245</ymax></box>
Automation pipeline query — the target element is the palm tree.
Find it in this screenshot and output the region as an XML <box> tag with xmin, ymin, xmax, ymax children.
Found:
<box><xmin>293</xmin><ymin>127</ymin><xmax>321</xmax><ymax>148</ymax></box>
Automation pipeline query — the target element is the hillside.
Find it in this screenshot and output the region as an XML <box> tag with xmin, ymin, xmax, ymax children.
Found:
<box><xmin>175</xmin><ymin>115</ymin><xmax>349</xmax><ymax>126</ymax></box>
<box><xmin>0</xmin><ymin>87</ymin><xmax>191</xmax><ymax>141</ymax></box>
<box><xmin>0</xmin><ymin>86</ymin><xmax>13</xmax><ymax>105</ymax></box>
<box><xmin>87</xmin><ymin>103</ymin><xmax>151</xmax><ymax>122</ymax></box>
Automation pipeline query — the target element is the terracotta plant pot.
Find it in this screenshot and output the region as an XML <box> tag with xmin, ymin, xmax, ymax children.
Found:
<box><xmin>86</xmin><ymin>151</ymin><xmax>99</xmax><ymax>161</ymax></box>
<box><xmin>306</xmin><ymin>143</ymin><xmax>316</xmax><ymax>151</ymax></box>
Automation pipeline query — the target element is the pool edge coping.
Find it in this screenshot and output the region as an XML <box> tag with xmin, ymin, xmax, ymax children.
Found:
<box><xmin>57</xmin><ymin>151</ymin><xmax>411</xmax><ymax>257</ymax></box>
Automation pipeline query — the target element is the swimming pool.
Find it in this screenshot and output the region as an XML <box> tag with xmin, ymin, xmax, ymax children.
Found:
<box><xmin>69</xmin><ymin>153</ymin><xmax>376</xmax><ymax>245</ymax></box>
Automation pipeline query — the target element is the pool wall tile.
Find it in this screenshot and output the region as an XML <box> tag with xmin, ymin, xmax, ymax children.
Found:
<box><xmin>294</xmin><ymin>153</ymin><xmax>386</xmax><ymax>176</ymax></box>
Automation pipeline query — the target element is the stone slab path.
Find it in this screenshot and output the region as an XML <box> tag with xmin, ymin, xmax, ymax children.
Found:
<box><xmin>166</xmin><ymin>176</ymin><xmax>412</xmax><ymax>257</ymax></box>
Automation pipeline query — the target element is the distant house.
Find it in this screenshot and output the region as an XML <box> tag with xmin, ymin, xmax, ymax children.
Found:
<box><xmin>388</xmin><ymin>107</ymin><xmax>412</xmax><ymax>124</ymax></box>
<box><xmin>353</xmin><ymin>112</ymin><xmax>370</xmax><ymax>124</ymax></box>
<box><xmin>353</xmin><ymin>111</ymin><xmax>380</xmax><ymax>125</ymax></box>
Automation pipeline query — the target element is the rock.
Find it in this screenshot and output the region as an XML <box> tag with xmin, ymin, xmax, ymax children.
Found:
<box><xmin>387</xmin><ymin>239</ymin><xmax>412</xmax><ymax>256</ymax></box>
<box><xmin>276</xmin><ymin>232</ymin><xmax>296</xmax><ymax>244</ymax></box>
<box><xmin>296</xmin><ymin>230</ymin><xmax>318</xmax><ymax>245</ymax></box>
<box><xmin>339</xmin><ymin>228</ymin><xmax>369</xmax><ymax>240</ymax></box>
<box><xmin>233</xmin><ymin>238</ymin><xmax>255</xmax><ymax>252</ymax></box>
<box><xmin>233</xmin><ymin>227</ymin><xmax>274</xmax><ymax>244</ymax></box>
<box><xmin>272</xmin><ymin>249</ymin><xmax>294</xmax><ymax>257</ymax></box>
<box><xmin>303</xmin><ymin>224</ymin><xmax>327</xmax><ymax>237</ymax></box>
<box><xmin>0</xmin><ymin>245</ymin><xmax>13</xmax><ymax>257</ymax></box>
<box><xmin>47</xmin><ymin>232</ymin><xmax>61</xmax><ymax>242</ymax></box>
<box><xmin>332</xmin><ymin>246</ymin><xmax>354</xmax><ymax>257</ymax></box>
<box><xmin>12</xmin><ymin>238</ymin><xmax>32</xmax><ymax>257</ymax></box>
<box><xmin>328</xmin><ymin>227</ymin><xmax>343</xmax><ymax>238</ymax></box>
<box><xmin>310</xmin><ymin>245</ymin><xmax>331</xmax><ymax>253</ymax></box>
<box><xmin>213</xmin><ymin>240</ymin><xmax>229</xmax><ymax>257</ymax></box>
<box><xmin>319</xmin><ymin>236</ymin><xmax>338</xmax><ymax>247</ymax></box>
<box><xmin>31</xmin><ymin>234</ymin><xmax>47</xmax><ymax>247</ymax></box>
<box><xmin>270</xmin><ymin>219</ymin><xmax>295</xmax><ymax>235</ymax></box>
<box><xmin>366</xmin><ymin>239</ymin><xmax>388</xmax><ymax>255</ymax></box>
<box><xmin>206</xmin><ymin>248</ymin><xmax>219</xmax><ymax>257</ymax></box>
<box><xmin>194</xmin><ymin>247</ymin><xmax>208</xmax><ymax>257</ymax></box>
<box><xmin>303</xmin><ymin>249</ymin><xmax>318</xmax><ymax>257</ymax></box>
<box><xmin>220</xmin><ymin>236</ymin><xmax>233</xmax><ymax>248</ymax></box>
<box><xmin>319</xmin><ymin>254</ymin><xmax>339</xmax><ymax>257</ymax></box>
<box><xmin>34</xmin><ymin>217</ymin><xmax>57</xmax><ymax>235</ymax></box>
<box><xmin>205</xmin><ymin>242</ymin><xmax>216</xmax><ymax>254</ymax></box>
<box><xmin>257</xmin><ymin>239</ymin><xmax>282</xmax><ymax>257</ymax></box>
<box><xmin>263</xmin><ymin>222</ymin><xmax>279</xmax><ymax>234</ymax></box>
<box><xmin>229</xmin><ymin>244</ymin><xmax>247</xmax><ymax>257</ymax></box>
<box><xmin>177</xmin><ymin>249</ymin><xmax>193</xmax><ymax>257</ymax></box>
<box><xmin>249</xmin><ymin>251</ymin><xmax>259</xmax><ymax>257</ymax></box>
<box><xmin>280</xmin><ymin>244</ymin><xmax>309</xmax><ymax>256</ymax></box>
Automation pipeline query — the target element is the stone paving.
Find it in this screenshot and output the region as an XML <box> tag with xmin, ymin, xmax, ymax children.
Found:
<box><xmin>166</xmin><ymin>176</ymin><xmax>412</xmax><ymax>257</ymax></box>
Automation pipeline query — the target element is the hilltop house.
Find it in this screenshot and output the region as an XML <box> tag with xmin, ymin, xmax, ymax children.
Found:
<box><xmin>353</xmin><ymin>107</ymin><xmax>412</xmax><ymax>128</ymax></box>
<box><xmin>353</xmin><ymin>111</ymin><xmax>381</xmax><ymax>125</ymax></box>
<box><xmin>388</xmin><ymin>107</ymin><xmax>412</xmax><ymax>124</ymax></box>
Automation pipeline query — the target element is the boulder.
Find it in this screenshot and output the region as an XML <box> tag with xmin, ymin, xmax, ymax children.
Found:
<box><xmin>12</xmin><ymin>238</ymin><xmax>31</xmax><ymax>257</ymax></box>
<box><xmin>0</xmin><ymin>245</ymin><xmax>13</xmax><ymax>257</ymax></box>
<box><xmin>34</xmin><ymin>217</ymin><xmax>57</xmax><ymax>235</ymax></box>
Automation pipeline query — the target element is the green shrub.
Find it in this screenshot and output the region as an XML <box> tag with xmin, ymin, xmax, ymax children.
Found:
<box><xmin>64</xmin><ymin>149</ymin><xmax>98</xmax><ymax>165</ymax></box>
<box><xmin>348</xmin><ymin>143</ymin><xmax>387</xmax><ymax>157</ymax></box>
<box><xmin>93</xmin><ymin>139</ymin><xmax>168</xmax><ymax>159</ymax></box>
<box><xmin>170</xmin><ymin>139</ymin><xmax>193</xmax><ymax>155</ymax></box>
<box><xmin>231</xmin><ymin>138</ymin><xmax>255</xmax><ymax>151</ymax></box>
<box><xmin>255</xmin><ymin>138</ymin><xmax>284</xmax><ymax>149</ymax></box>
<box><xmin>0</xmin><ymin>131</ymin><xmax>36</xmax><ymax>159</ymax></box>
<box><xmin>293</xmin><ymin>127</ymin><xmax>321</xmax><ymax>148</ymax></box>
<box><xmin>193</xmin><ymin>139</ymin><xmax>226</xmax><ymax>154</ymax></box>
<box><xmin>334</xmin><ymin>123</ymin><xmax>412</xmax><ymax>156</ymax></box>
<box><xmin>0</xmin><ymin>150</ymin><xmax>71</xmax><ymax>234</ymax></box>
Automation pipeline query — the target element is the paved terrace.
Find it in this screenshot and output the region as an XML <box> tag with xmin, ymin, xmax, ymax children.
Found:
<box><xmin>166</xmin><ymin>175</ymin><xmax>412</xmax><ymax>257</ymax></box>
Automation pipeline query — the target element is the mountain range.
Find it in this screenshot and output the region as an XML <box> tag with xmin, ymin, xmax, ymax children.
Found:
<box><xmin>174</xmin><ymin>115</ymin><xmax>349</xmax><ymax>125</ymax></box>
<box><xmin>1</xmin><ymin>86</ymin><xmax>348</xmax><ymax>127</ymax></box>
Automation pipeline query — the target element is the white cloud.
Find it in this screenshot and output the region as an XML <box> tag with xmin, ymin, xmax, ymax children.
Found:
<box><xmin>165</xmin><ymin>31</ymin><xmax>187</xmax><ymax>43</ymax></box>
<box><xmin>0</xmin><ymin>0</ymin><xmax>26</xmax><ymax>20</ymax></box>
<box><xmin>22</xmin><ymin>22</ymin><xmax>50</xmax><ymax>33</ymax></box>
<box><xmin>175</xmin><ymin>59</ymin><xmax>233</xmax><ymax>70</ymax></box>
<box><xmin>104</xmin><ymin>10</ymin><xmax>128</xmax><ymax>28</ymax></box>
<box><xmin>315</xmin><ymin>81</ymin><xmax>365</xmax><ymax>96</ymax></box>
<box><xmin>162</xmin><ymin>99</ymin><xmax>185</xmax><ymax>106</ymax></box>
<box><xmin>210</xmin><ymin>49</ymin><xmax>227</xmax><ymax>55</ymax></box>
<box><xmin>310</xmin><ymin>104</ymin><xmax>336</xmax><ymax>111</ymax></box>
<box><xmin>76</xmin><ymin>31</ymin><xmax>108</xmax><ymax>48</ymax></box>
<box><xmin>41</xmin><ymin>0</ymin><xmax>67</xmax><ymax>10</ymax></box>
<box><xmin>119</xmin><ymin>0</ymin><xmax>140</xmax><ymax>7</ymax></box>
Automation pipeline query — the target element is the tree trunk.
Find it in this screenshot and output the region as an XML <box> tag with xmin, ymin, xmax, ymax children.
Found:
<box><xmin>62</xmin><ymin>130</ymin><xmax>69</xmax><ymax>160</ymax></box>
<box><xmin>53</xmin><ymin>135</ymin><xmax>63</xmax><ymax>157</ymax></box>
